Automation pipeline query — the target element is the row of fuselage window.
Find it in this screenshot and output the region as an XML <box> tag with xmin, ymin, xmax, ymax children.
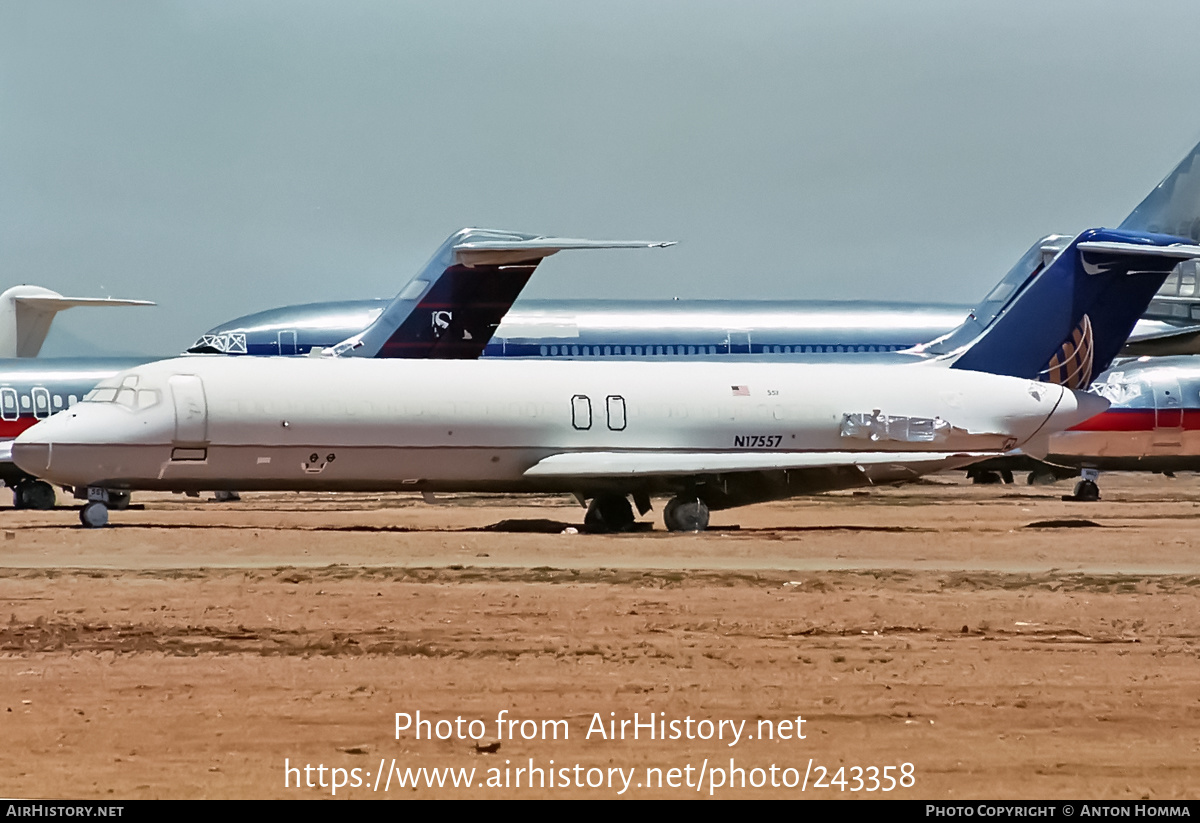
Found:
<box><xmin>529</xmin><ymin>343</ymin><xmax>909</xmax><ymax>357</ymax></box>
<box><xmin>0</xmin><ymin>389</ymin><xmax>79</xmax><ymax>421</ymax></box>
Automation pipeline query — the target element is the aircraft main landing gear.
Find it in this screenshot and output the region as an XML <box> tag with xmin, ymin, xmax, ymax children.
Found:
<box><xmin>969</xmin><ymin>469</ymin><xmax>1014</xmax><ymax>485</ymax></box>
<box><xmin>663</xmin><ymin>494</ymin><xmax>710</xmax><ymax>532</ymax></box>
<box><xmin>13</xmin><ymin>480</ymin><xmax>56</xmax><ymax>510</ymax></box>
<box><xmin>584</xmin><ymin>494</ymin><xmax>635</xmax><ymax>532</ymax></box>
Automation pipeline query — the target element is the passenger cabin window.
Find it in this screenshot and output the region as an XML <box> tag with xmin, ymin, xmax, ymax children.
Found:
<box><xmin>32</xmin><ymin>387</ymin><xmax>50</xmax><ymax>419</ymax></box>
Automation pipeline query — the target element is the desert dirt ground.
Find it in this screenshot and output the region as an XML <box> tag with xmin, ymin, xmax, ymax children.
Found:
<box><xmin>2</xmin><ymin>473</ymin><xmax>1199</xmax><ymax>799</ymax></box>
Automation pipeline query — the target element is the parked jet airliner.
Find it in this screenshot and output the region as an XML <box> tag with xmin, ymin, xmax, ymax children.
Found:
<box><xmin>16</xmin><ymin>227</ymin><xmax>1195</xmax><ymax>529</ymax></box>
<box><xmin>15</xmin><ymin>357</ymin><xmax>1103</xmax><ymax>530</ymax></box>
<box><xmin>187</xmin><ymin>283</ymin><xmax>1199</xmax><ymax>361</ymax></box>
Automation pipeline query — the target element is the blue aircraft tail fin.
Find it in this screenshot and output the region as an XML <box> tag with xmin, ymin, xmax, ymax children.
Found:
<box><xmin>932</xmin><ymin>228</ymin><xmax>1200</xmax><ymax>386</ymax></box>
<box><xmin>1121</xmin><ymin>139</ymin><xmax>1200</xmax><ymax>241</ymax></box>
<box><xmin>325</xmin><ymin>229</ymin><xmax>673</xmax><ymax>359</ymax></box>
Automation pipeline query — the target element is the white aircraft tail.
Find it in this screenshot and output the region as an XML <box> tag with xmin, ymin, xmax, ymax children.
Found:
<box><xmin>0</xmin><ymin>286</ymin><xmax>154</xmax><ymax>358</ymax></box>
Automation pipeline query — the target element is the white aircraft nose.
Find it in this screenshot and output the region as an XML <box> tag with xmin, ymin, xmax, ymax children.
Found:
<box><xmin>12</xmin><ymin>429</ymin><xmax>51</xmax><ymax>476</ymax></box>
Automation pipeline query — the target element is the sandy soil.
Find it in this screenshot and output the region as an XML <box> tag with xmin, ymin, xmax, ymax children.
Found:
<box><xmin>2</xmin><ymin>473</ymin><xmax>1199</xmax><ymax>799</ymax></box>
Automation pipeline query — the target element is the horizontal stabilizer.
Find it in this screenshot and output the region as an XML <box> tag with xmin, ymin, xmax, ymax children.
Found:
<box><xmin>14</xmin><ymin>296</ymin><xmax>155</xmax><ymax>310</ymax></box>
<box><xmin>0</xmin><ymin>286</ymin><xmax>155</xmax><ymax>358</ymax></box>
<box><xmin>523</xmin><ymin>450</ymin><xmax>991</xmax><ymax>478</ymax></box>
<box><xmin>453</xmin><ymin>237</ymin><xmax>675</xmax><ymax>267</ymax></box>
<box><xmin>1121</xmin><ymin>322</ymin><xmax>1200</xmax><ymax>356</ymax></box>
<box><xmin>1074</xmin><ymin>240</ymin><xmax>1200</xmax><ymax>259</ymax></box>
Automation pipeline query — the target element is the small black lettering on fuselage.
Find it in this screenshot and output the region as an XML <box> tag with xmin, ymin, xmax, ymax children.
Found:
<box><xmin>733</xmin><ymin>435</ymin><xmax>783</xmax><ymax>448</ymax></box>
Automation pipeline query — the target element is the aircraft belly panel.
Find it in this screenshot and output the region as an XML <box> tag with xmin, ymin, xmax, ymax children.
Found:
<box><xmin>150</xmin><ymin>445</ymin><xmax>563</xmax><ymax>492</ymax></box>
<box><xmin>76</xmin><ymin>443</ymin><xmax>990</xmax><ymax>499</ymax></box>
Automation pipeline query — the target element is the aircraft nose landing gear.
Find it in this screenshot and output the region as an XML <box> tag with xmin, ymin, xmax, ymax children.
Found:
<box><xmin>80</xmin><ymin>501</ymin><xmax>108</xmax><ymax>528</ymax></box>
<box><xmin>78</xmin><ymin>487</ymin><xmax>115</xmax><ymax>528</ymax></box>
<box><xmin>1063</xmin><ymin>468</ymin><xmax>1101</xmax><ymax>502</ymax></box>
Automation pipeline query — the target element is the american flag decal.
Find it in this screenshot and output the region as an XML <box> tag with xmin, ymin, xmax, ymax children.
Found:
<box><xmin>1041</xmin><ymin>314</ymin><xmax>1094</xmax><ymax>390</ymax></box>
<box><xmin>731</xmin><ymin>385</ymin><xmax>750</xmax><ymax>396</ymax></box>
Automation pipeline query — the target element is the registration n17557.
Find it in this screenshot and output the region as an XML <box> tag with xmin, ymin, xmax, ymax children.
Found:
<box><xmin>733</xmin><ymin>435</ymin><xmax>783</xmax><ymax>448</ymax></box>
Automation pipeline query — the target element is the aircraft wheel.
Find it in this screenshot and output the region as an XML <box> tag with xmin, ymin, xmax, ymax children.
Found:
<box><xmin>969</xmin><ymin>470</ymin><xmax>1003</xmax><ymax>485</ymax></box>
<box><xmin>1027</xmin><ymin>469</ymin><xmax>1060</xmax><ymax>486</ymax></box>
<box><xmin>663</xmin><ymin>495</ymin><xmax>710</xmax><ymax>532</ymax></box>
<box><xmin>22</xmin><ymin>481</ymin><xmax>56</xmax><ymax>511</ymax></box>
<box><xmin>662</xmin><ymin>496</ymin><xmax>680</xmax><ymax>526</ymax></box>
<box><xmin>108</xmin><ymin>491</ymin><xmax>131</xmax><ymax>511</ymax></box>
<box><xmin>584</xmin><ymin>494</ymin><xmax>635</xmax><ymax>532</ymax></box>
<box><xmin>212</xmin><ymin>490</ymin><xmax>241</xmax><ymax>502</ymax></box>
<box><xmin>1072</xmin><ymin>479</ymin><xmax>1100</xmax><ymax>502</ymax></box>
<box><xmin>12</xmin><ymin>485</ymin><xmax>27</xmax><ymax>509</ymax></box>
<box><xmin>79</xmin><ymin>501</ymin><xmax>109</xmax><ymax>529</ymax></box>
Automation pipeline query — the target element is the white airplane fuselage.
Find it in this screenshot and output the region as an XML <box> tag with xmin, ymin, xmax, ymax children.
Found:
<box><xmin>12</xmin><ymin>356</ymin><xmax>1101</xmax><ymax>508</ymax></box>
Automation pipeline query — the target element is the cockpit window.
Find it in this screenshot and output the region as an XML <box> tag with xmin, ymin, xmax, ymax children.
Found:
<box><xmin>82</xmin><ymin>374</ymin><xmax>161</xmax><ymax>410</ymax></box>
<box><xmin>83</xmin><ymin>387</ymin><xmax>117</xmax><ymax>403</ymax></box>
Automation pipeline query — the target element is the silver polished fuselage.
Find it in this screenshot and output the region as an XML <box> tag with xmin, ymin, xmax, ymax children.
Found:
<box><xmin>13</xmin><ymin>356</ymin><xmax>1101</xmax><ymax>508</ymax></box>
<box><xmin>191</xmin><ymin>298</ymin><xmax>1195</xmax><ymax>359</ymax></box>
<box><xmin>1045</xmin><ymin>356</ymin><xmax>1200</xmax><ymax>471</ymax></box>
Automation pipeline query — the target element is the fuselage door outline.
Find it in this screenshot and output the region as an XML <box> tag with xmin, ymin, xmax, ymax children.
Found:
<box><xmin>169</xmin><ymin>374</ymin><xmax>209</xmax><ymax>445</ymax></box>
<box><xmin>0</xmin><ymin>388</ymin><xmax>18</xmax><ymax>422</ymax></box>
<box><xmin>571</xmin><ymin>394</ymin><xmax>592</xmax><ymax>430</ymax></box>
<box><xmin>606</xmin><ymin>395</ymin><xmax>627</xmax><ymax>431</ymax></box>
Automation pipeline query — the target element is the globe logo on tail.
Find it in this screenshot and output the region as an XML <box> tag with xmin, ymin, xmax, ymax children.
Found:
<box><xmin>1040</xmin><ymin>314</ymin><xmax>1094</xmax><ymax>389</ymax></box>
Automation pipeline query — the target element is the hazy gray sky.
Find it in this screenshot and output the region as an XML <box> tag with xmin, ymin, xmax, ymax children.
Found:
<box><xmin>4</xmin><ymin>0</ymin><xmax>1200</xmax><ymax>355</ymax></box>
